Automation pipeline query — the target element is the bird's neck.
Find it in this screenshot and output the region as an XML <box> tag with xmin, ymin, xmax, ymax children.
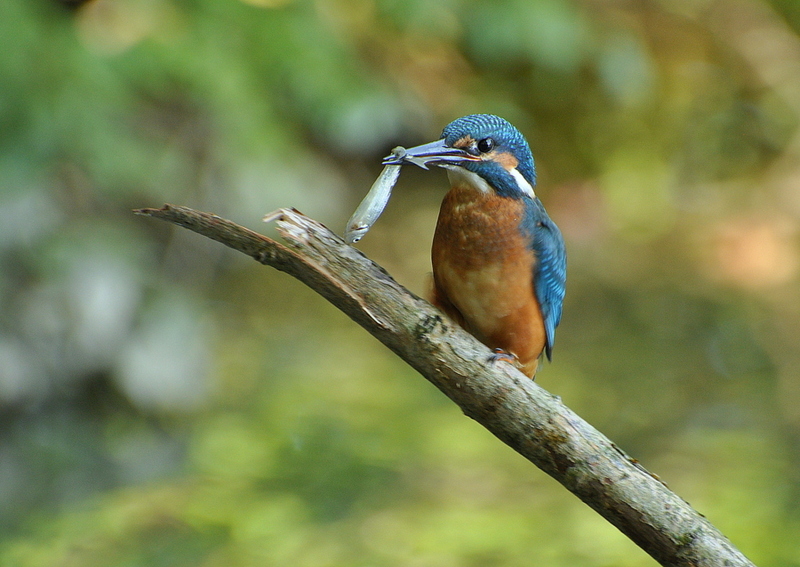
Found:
<box><xmin>444</xmin><ymin>165</ymin><xmax>535</xmax><ymax>199</ymax></box>
<box><xmin>445</xmin><ymin>166</ymin><xmax>494</xmax><ymax>195</ymax></box>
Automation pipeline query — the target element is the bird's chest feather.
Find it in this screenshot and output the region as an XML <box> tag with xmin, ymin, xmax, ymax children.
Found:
<box><xmin>432</xmin><ymin>185</ymin><xmax>537</xmax><ymax>324</ymax></box>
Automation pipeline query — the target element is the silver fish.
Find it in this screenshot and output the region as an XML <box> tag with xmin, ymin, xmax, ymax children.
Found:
<box><xmin>344</xmin><ymin>146</ymin><xmax>405</xmax><ymax>244</ymax></box>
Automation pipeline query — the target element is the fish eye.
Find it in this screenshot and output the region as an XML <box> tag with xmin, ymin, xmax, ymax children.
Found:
<box><xmin>477</xmin><ymin>138</ymin><xmax>495</xmax><ymax>153</ymax></box>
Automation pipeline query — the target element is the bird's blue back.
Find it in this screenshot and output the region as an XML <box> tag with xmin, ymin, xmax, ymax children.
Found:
<box><xmin>522</xmin><ymin>196</ymin><xmax>566</xmax><ymax>360</ymax></box>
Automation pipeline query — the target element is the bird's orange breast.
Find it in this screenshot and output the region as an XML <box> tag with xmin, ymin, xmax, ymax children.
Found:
<box><xmin>431</xmin><ymin>184</ymin><xmax>545</xmax><ymax>377</ymax></box>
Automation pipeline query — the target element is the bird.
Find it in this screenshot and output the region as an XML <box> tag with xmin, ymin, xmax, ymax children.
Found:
<box><xmin>384</xmin><ymin>114</ymin><xmax>566</xmax><ymax>378</ymax></box>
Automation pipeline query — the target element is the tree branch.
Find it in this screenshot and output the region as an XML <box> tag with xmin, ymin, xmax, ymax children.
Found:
<box><xmin>135</xmin><ymin>204</ymin><xmax>755</xmax><ymax>567</ymax></box>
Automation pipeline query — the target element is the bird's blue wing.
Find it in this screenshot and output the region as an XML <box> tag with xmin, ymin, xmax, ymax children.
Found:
<box><xmin>526</xmin><ymin>198</ymin><xmax>567</xmax><ymax>360</ymax></box>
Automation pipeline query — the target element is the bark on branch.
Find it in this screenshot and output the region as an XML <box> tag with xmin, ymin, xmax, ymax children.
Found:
<box><xmin>135</xmin><ymin>204</ymin><xmax>755</xmax><ymax>567</ymax></box>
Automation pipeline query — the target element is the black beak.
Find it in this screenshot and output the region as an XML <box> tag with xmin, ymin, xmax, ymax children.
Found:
<box><xmin>382</xmin><ymin>139</ymin><xmax>480</xmax><ymax>170</ymax></box>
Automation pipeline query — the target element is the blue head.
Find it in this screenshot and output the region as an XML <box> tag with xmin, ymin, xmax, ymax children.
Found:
<box><xmin>384</xmin><ymin>114</ymin><xmax>537</xmax><ymax>199</ymax></box>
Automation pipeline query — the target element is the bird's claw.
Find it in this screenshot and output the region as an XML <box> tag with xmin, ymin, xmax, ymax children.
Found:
<box><xmin>488</xmin><ymin>348</ymin><xmax>522</xmax><ymax>368</ymax></box>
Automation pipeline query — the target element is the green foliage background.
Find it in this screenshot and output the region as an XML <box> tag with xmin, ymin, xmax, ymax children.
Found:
<box><xmin>2</xmin><ymin>0</ymin><xmax>800</xmax><ymax>564</ymax></box>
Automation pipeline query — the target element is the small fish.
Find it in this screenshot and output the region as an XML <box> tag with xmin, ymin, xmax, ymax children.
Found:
<box><xmin>344</xmin><ymin>146</ymin><xmax>405</xmax><ymax>244</ymax></box>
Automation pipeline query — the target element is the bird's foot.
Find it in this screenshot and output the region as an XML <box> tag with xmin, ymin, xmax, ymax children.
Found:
<box><xmin>488</xmin><ymin>348</ymin><xmax>523</xmax><ymax>369</ymax></box>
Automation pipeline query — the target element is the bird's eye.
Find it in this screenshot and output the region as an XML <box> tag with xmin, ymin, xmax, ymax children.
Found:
<box><xmin>477</xmin><ymin>138</ymin><xmax>495</xmax><ymax>153</ymax></box>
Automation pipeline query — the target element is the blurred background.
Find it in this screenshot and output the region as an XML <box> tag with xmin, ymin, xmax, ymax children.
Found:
<box><xmin>1</xmin><ymin>0</ymin><xmax>799</xmax><ymax>565</ymax></box>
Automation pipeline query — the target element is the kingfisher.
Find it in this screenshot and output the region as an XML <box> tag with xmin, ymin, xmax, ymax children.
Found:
<box><xmin>384</xmin><ymin>114</ymin><xmax>566</xmax><ymax>378</ymax></box>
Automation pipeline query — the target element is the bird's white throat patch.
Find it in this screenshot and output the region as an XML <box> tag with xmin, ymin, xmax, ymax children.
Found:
<box><xmin>445</xmin><ymin>165</ymin><xmax>535</xmax><ymax>198</ymax></box>
<box><xmin>445</xmin><ymin>166</ymin><xmax>492</xmax><ymax>194</ymax></box>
